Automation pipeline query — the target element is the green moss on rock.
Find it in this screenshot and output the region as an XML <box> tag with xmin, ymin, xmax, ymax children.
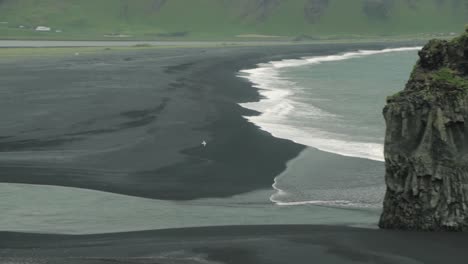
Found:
<box><xmin>431</xmin><ymin>67</ymin><xmax>468</xmax><ymax>89</ymax></box>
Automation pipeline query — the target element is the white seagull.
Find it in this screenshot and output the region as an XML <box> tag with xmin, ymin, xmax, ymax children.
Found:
<box><xmin>201</xmin><ymin>140</ymin><xmax>207</xmax><ymax>147</ymax></box>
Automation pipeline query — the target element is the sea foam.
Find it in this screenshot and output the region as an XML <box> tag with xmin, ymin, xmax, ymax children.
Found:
<box><xmin>238</xmin><ymin>46</ymin><xmax>422</xmax><ymax>207</ymax></box>
<box><xmin>239</xmin><ymin>47</ymin><xmax>422</xmax><ymax>162</ymax></box>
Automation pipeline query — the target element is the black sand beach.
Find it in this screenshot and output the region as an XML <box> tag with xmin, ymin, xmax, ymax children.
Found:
<box><xmin>0</xmin><ymin>42</ymin><xmax>419</xmax><ymax>200</ymax></box>
<box><xmin>2</xmin><ymin>225</ymin><xmax>468</xmax><ymax>263</ymax></box>
<box><xmin>5</xmin><ymin>41</ymin><xmax>466</xmax><ymax>263</ymax></box>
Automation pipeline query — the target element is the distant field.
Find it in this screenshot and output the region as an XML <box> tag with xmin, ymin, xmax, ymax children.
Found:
<box><xmin>0</xmin><ymin>0</ymin><xmax>466</xmax><ymax>40</ymax></box>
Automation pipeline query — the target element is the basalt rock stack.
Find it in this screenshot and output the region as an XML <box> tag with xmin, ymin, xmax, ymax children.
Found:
<box><xmin>379</xmin><ymin>28</ymin><xmax>468</xmax><ymax>231</ymax></box>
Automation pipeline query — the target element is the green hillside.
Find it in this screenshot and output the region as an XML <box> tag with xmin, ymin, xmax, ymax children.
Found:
<box><xmin>0</xmin><ymin>0</ymin><xmax>467</xmax><ymax>40</ymax></box>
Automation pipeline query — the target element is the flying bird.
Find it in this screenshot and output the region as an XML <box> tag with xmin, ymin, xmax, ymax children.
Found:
<box><xmin>202</xmin><ymin>141</ymin><xmax>207</xmax><ymax>147</ymax></box>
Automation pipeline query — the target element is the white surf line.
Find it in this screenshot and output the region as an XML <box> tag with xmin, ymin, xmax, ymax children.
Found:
<box><xmin>239</xmin><ymin>46</ymin><xmax>422</xmax><ymax>163</ymax></box>
<box><xmin>238</xmin><ymin>46</ymin><xmax>422</xmax><ymax>207</ymax></box>
<box><xmin>270</xmin><ymin>175</ymin><xmax>380</xmax><ymax>208</ymax></box>
<box><xmin>268</xmin><ymin>47</ymin><xmax>423</xmax><ymax>69</ymax></box>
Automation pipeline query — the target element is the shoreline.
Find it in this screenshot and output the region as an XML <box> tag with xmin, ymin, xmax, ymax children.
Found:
<box><xmin>239</xmin><ymin>46</ymin><xmax>422</xmax><ymax>163</ymax></box>
<box><xmin>0</xmin><ymin>44</ymin><xmax>314</xmax><ymax>200</ymax></box>
<box><xmin>238</xmin><ymin>45</ymin><xmax>422</xmax><ymax>208</ymax></box>
<box><xmin>0</xmin><ymin>42</ymin><xmax>422</xmax><ymax>201</ymax></box>
<box><xmin>2</xmin><ymin>42</ymin><xmax>468</xmax><ymax>263</ymax></box>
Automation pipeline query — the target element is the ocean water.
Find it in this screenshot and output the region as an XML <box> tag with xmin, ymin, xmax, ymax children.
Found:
<box><xmin>240</xmin><ymin>47</ymin><xmax>421</xmax><ymax>208</ymax></box>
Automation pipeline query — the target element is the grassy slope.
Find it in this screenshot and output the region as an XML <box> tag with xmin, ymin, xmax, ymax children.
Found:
<box><xmin>0</xmin><ymin>0</ymin><xmax>466</xmax><ymax>40</ymax></box>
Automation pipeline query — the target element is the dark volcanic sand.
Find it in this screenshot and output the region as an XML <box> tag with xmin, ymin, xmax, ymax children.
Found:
<box><xmin>2</xmin><ymin>225</ymin><xmax>468</xmax><ymax>264</ymax></box>
<box><xmin>0</xmin><ymin>43</ymin><xmax>419</xmax><ymax>200</ymax></box>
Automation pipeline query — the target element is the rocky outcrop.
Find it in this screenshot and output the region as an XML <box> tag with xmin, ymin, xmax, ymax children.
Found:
<box><xmin>379</xmin><ymin>29</ymin><xmax>468</xmax><ymax>231</ymax></box>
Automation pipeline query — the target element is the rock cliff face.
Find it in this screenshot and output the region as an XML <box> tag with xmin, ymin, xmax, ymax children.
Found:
<box><xmin>379</xmin><ymin>29</ymin><xmax>468</xmax><ymax>231</ymax></box>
